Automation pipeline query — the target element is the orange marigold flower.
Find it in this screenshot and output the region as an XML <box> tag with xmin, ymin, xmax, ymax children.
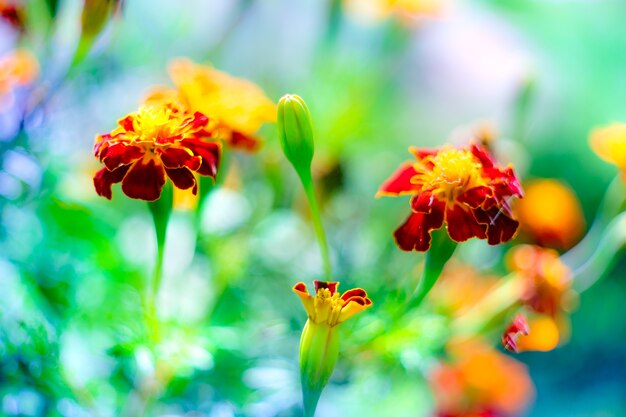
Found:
<box><xmin>516</xmin><ymin>179</ymin><xmax>585</xmax><ymax>249</ymax></box>
<box><xmin>93</xmin><ymin>101</ymin><xmax>221</xmax><ymax>201</ymax></box>
<box><xmin>589</xmin><ymin>123</ymin><xmax>626</xmax><ymax>179</ymax></box>
<box><xmin>146</xmin><ymin>58</ymin><xmax>276</xmax><ymax>152</ymax></box>
<box><xmin>377</xmin><ymin>144</ymin><xmax>523</xmax><ymax>251</ymax></box>
<box><xmin>0</xmin><ymin>49</ymin><xmax>39</xmax><ymax>95</ymax></box>
<box><xmin>430</xmin><ymin>340</ymin><xmax>533</xmax><ymax>417</ymax></box>
<box><xmin>505</xmin><ymin>245</ymin><xmax>577</xmax><ymax>351</ymax></box>
<box><xmin>293</xmin><ymin>280</ymin><xmax>372</xmax><ymax>326</ymax></box>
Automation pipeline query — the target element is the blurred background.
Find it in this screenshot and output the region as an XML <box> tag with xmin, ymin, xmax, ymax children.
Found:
<box><xmin>1</xmin><ymin>0</ymin><xmax>625</xmax><ymax>416</ymax></box>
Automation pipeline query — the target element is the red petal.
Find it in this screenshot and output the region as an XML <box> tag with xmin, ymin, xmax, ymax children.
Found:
<box><xmin>340</xmin><ymin>288</ymin><xmax>368</xmax><ymax>301</ymax></box>
<box><xmin>165</xmin><ymin>167</ymin><xmax>197</xmax><ymax>194</ymax></box>
<box><xmin>445</xmin><ymin>205</ymin><xmax>487</xmax><ymax>242</ymax></box>
<box><xmin>93</xmin><ymin>166</ymin><xmax>129</xmax><ymax>200</ymax></box>
<box><xmin>230</xmin><ymin>130</ymin><xmax>261</xmax><ymax>152</ymax></box>
<box><xmin>410</xmin><ymin>192</ymin><xmax>440</xmax><ymax>213</ymax></box>
<box><xmin>393</xmin><ymin>208</ymin><xmax>445</xmax><ymax>252</ymax></box>
<box><xmin>314</xmin><ymin>281</ymin><xmax>339</xmax><ymax>295</ymax></box>
<box><xmin>187</xmin><ymin>112</ymin><xmax>209</xmax><ymax>130</ymax></box>
<box><xmin>119</xmin><ymin>115</ymin><xmax>135</xmax><ymax>132</ymax></box>
<box><xmin>409</xmin><ymin>146</ymin><xmax>438</xmax><ymax>160</ymax></box>
<box><xmin>474</xmin><ymin>207</ymin><xmax>520</xmax><ymax>245</ymax></box>
<box><xmin>121</xmin><ymin>159</ymin><xmax>166</xmax><ymax>201</ymax></box>
<box><xmin>180</xmin><ymin>139</ymin><xmax>221</xmax><ymax>178</ymax></box>
<box><xmin>470</xmin><ymin>143</ymin><xmax>496</xmax><ymax>168</ymax></box>
<box><xmin>159</xmin><ymin>147</ymin><xmax>202</xmax><ymax>171</ymax></box>
<box><xmin>457</xmin><ymin>186</ymin><xmax>492</xmax><ymax>208</ymax></box>
<box><xmin>377</xmin><ymin>162</ymin><xmax>420</xmax><ymax>197</ymax></box>
<box><xmin>101</xmin><ymin>142</ymin><xmax>144</xmax><ymax>170</ymax></box>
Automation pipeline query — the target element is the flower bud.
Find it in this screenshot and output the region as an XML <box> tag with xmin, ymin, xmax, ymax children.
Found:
<box><xmin>277</xmin><ymin>94</ymin><xmax>315</xmax><ymax>180</ymax></box>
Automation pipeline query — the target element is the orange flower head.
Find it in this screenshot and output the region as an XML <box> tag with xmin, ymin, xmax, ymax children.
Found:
<box><xmin>590</xmin><ymin>123</ymin><xmax>626</xmax><ymax>179</ymax></box>
<box><xmin>0</xmin><ymin>49</ymin><xmax>39</xmax><ymax>95</ymax></box>
<box><xmin>431</xmin><ymin>340</ymin><xmax>533</xmax><ymax>417</ymax></box>
<box><xmin>93</xmin><ymin>101</ymin><xmax>221</xmax><ymax>201</ymax></box>
<box><xmin>377</xmin><ymin>144</ymin><xmax>523</xmax><ymax>251</ymax></box>
<box><xmin>507</xmin><ymin>245</ymin><xmax>572</xmax><ymax>317</ymax></box>
<box><xmin>145</xmin><ymin>58</ymin><xmax>276</xmax><ymax>152</ymax></box>
<box><xmin>517</xmin><ymin>179</ymin><xmax>585</xmax><ymax>249</ymax></box>
<box><xmin>293</xmin><ymin>280</ymin><xmax>372</xmax><ymax>326</ymax></box>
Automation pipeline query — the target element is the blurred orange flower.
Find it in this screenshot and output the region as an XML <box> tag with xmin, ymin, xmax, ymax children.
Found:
<box><xmin>0</xmin><ymin>49</ymin><xmax>38</xmax><ymax>95</ymax></box>
<box><xmin>147</xmin><ymin>59</ymin><xmax>276</xmax><ymax>152</ymax></box>
<box><xmin>516</xmin><ymin>179</ymin><xmax>585</xmax><ymax>249</ymax></box>
<box><xmin>505</xmin><ymin>245</ymin><xmax>577</xmax><ymax>352</ymax></box>
<box><xmin>377</xmin><ymin>144</ymin><xmax>523</xmax><ymax>251</ymax></box>
<box><xmin>93</xmin><ymin>101</ymin><xmax>220</xmax><ymax>201</ymax></box>
<box><xmin>430</xmin><ymin>339</ymin><xmax>533</xmax><ymax>417</ymax></box>
<box><xmin>590</xmin><ymin>123</ymin><xmax>626</xmax><ymax>179</ymax></box>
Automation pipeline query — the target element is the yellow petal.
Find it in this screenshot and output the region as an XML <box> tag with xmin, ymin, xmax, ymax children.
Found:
<box><xmin>293</xmin><ymin>282</ymin><xmax>315</xmax><ymax>319</ymax></box>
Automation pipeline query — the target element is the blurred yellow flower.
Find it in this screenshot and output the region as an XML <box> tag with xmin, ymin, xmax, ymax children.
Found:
<box><xmin>590</xmin><ymin>123</ymin><xmax>626</xmax><ymax>179</ymax></box>
<box><xmin>147</xmin><ymin>59</ymin><xmax>276</xmax><ymax>152</ymax></box>
<box><xmin>0</xmin><ymin>49</ymin><xmax>38</xmax><ymax>95</ymax></box>
<box><xmin>516</xmin><ymin>179</ymin><xmax>585</xmax><ymax>249</ymax></box>
<box><xmin>430</xmin><ymin>339</ymin><xmax>534</xmax><ymax>417</ymax></box>
<box><xmin>343</xmin><ymin>0</ymin><xmax>443</xmax><ymax>24</ymax></box>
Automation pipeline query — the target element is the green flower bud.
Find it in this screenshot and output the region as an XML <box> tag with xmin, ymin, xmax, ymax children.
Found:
<box><xmin>277</xmin><ymin>94</ymin><xmax>315</xmax><ymax>181</ymax></box>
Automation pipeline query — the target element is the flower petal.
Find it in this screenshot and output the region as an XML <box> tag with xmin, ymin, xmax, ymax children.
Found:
<box><xmin>93</xmin><ymin>166</ymin><xmax>129</xmax><ymax>200</ymax></box>
<box><xmin>101</xmin><ymin>142</ymin><xmax>144</xmax><ymax>170</ymax></box>
<box><xmin>229</xmin><ymin>130</ymin><xmax>261</xmax><ymax>152</ymax></box>
<box><xmin>457</xmin><ymin>186</ymin><xmax>492</xmax><ymax>209</ymax></box>
<box><xmin>474</xmin><ymin>207</ymin><xmax>520</xmax><ymax>245</ymax></box>
<box><xmin>181</xmin><ymin>138</ymin><xmax>221</xmax><ymax>178</ymax></box>
<box><xmin>411</xmin><ymin>192</ymin><xmax>439</xmax><ymax>213</ymax></box>
<box><xmin>393</xmin><ymin>208</ymin><xmax>445</xmax><ymax>252</ymax></box>
<box><xmin>445</xmin><ymin>205</ymin><xmax>487</xmax><ymax>242</ymax></box>
<box><xmin>293</xmin><ymin>282</ymin><xmax>315</xmax><ymax>319</ymax></box>
<box><xmin>160</xmin><ymin>146</ymin><xmax>202</xmax><ymax>171</ymax></box>
<box><xmin>165</xmin><ymin>167</ymin><xmax>197</xmax><ymax>194</ymax></box>
<box><xmin>121</xmin><ymin>158</ymin><xmax>166</xmax><ymax>201</ymax></box>
<box><xmin>377</xmin><ymin>162</ymin><xmax>420</xmax><ymax>197</ymax></box>
<box><xmin>338</xmin><ymin>296</ymin><xmax>372</xmax><ymax>323</ymax></box>
<box><xmin>340</xmin><ymin>288</ymin><xmax>368</xmax><ymax>301</ymax></box>
<box><xmin>314</xmin><ymin>281</ymin><xmax>339</xmax><ymax>295</ymax></box>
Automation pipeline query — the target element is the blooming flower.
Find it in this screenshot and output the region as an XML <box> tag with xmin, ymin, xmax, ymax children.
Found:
<box><xmin>93</xmin><ymin>101</ymin><xmax>221</xmax><ymax>201</ymax></box>
<box><xmin>293</xmin><ymin>280</ymin><xmax>372</xmax><ymax>415</ymax></box>
<box><xmin>505</xmin><ymin>245</ymin><xmax>576</xmax><ymax>351</ymax></box>
<box><xmin>430</xmin><ymin>339</ymin><xmax>533</xmax><ymax>417</ymax></box>
<box><xmin>0</xmin><ymin>49</ymin><xmax>38</xmax><ymax>96</ymax></box>
<box><xmin>146</xmin><ymin>58</ymin><xmax>276</xmax><ymax>151</ymax></box>
<box><xmin>516</xmin><ymin>179</ymin><xmax>585</xmax><ymax>249</ymax></box>
<box><xmin>589</xmin><ymin>123</ymin><xmax>626</xmax><ymax>179</ymax></box>
<box><xmin>377</xmin><ymin>144</ymin><xmax>523</xmax><ymax>251</ymax></box>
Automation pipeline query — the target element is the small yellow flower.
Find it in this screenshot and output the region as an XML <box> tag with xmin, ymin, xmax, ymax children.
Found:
<box><xmin>516</xmin><ymin>179</ymin><xmax>585</xmax><ymax>249</ymax></box>
<box><xmin>147</xmin><ymin>59</ymin><xmax>276</xmax><ymax>151</ymax></box>
<box><xmin>590</xmin><ymin>123</ymin><xmax>626</xmax><ymax>179</ymax></box>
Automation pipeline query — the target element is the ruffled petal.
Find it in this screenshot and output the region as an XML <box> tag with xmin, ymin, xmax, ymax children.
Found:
<box><xmin>101</xmin><ymin>142</ymin><xmax>144</xmax><ymax>170</ymax></box>
<box><xmin>165</xmin><ymin>167</ymin><xmax>197</xmax><ymax>194</ymax></box>
<box><xmin>314</xmin><ymin>280</ymin><xmax>338</xmax><ymax>295</ymax></box>
<box><xmin>340</xmin><ymin>288</ymin><xmax>368</xmax><ymax>301</ymax></box>
<box><xmin>474</xmin><ymin>207</ymin><xmax>520</xmax><ymax>245</ymax></box>
<box><xmin>411</xmin><ymin>192</ymin><xmax>440</xmax><ymax>213</ymax></box>
<box><xmin>377</xmin><ymin>162</ymin><xmax>420</xmax><ymax>197</ymax></box>
<box><xmin>121</xmin><ymin>158</ymin><xmax>166</xmax><ymax>201</ymax></box>
<box><xmin>338</xmin><ymin>296</ymin><xmax>372</xmax><ymax>323</ymax></box>
<box><xmin>93</xmin><ymin>165</ymin><xmax>130</xmax><ymax>200</ymax></box>
<box><xmin>457</xmin><ymin>186</ymin><xmax>492</xmax><ymax>209</ymax></box>
<box><xmin>159</xmin><ymin>146</ymin><xmax>202</xmax><ymax>170</ymax></box>
<box><xmin>293</xmin><ymin>282</ymin><xmax>316</xmax><ymax>319</ymax></box>
<box><xmin>180</xmin><ymin>138</ymin><xmax>221</xmax><ymax>178</ymax></box>
<box><xmin>445</xmin><ymin>205</ymin><xmax>487</xmax><ymax>242</ymax></box>
<box><xmin>229</xmin><ymin>130</ymin><xmax>261</xmax><ymax>152</ymax></box>
<box><xmin>393</xmin><ymin>208</ymin><xmax>445</xmax><ymax>252</ymax></box>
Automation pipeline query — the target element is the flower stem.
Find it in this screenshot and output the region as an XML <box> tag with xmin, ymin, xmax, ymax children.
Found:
<box><xmin>146</xmin><ymin>184</ymin><xmax>173</xmax><ymax>341</ymax></box>
<box><xmin>300</xmin><ymin>170</ymin><xmax>332</xmax><ymax>279</ymax></box>
<box><xmin>405</xmin><ymin>228</ymin><xmax>457</xmax><ymax>312</ymax></box>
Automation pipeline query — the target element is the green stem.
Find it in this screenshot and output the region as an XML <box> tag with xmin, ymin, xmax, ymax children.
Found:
<box><xmin>146</xmin><ymin>184</ymin><xmax>173</xmax><ymax>341</ymax></box>
<box><xmin>299</xmin><ymin>170</ymin><xmax>332</xmax><ymax>279</ymax></box>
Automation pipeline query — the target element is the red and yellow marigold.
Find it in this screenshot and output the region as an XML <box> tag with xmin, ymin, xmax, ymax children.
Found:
<box><xmin>93</xmin><ymin>101</ymin><xmax>221</xmax><ymax>201</ymax></box>
<box><xmin>377</xmin><ymin>144</ymin><xmax>523</xmax><ymax>251</ymax></box>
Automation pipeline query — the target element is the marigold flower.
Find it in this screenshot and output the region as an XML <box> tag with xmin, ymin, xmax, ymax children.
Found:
<box><xmin>506</xmin><ymin>245</ymin><xmax>576</xmax><ymax>351</ymax></box>
<box><xmin>293</xmin><ymin>280</ymin><xmax>372</xmax><ymax>415</ymax></box>
<box><xmin>589</xmin><ymin>123</ymin><xmax>626</xmax><ymax>179</ymax></box>
<box><xmin>93</xmin><ymin>101</ymin><xmax>221</xmax><ymax>201</ymax></box>
<box><xmin>517</xmin><ymin>179</ymin><xmax>585</xmax><ymax>249</ymax></box>
<box><xmin>430</xmin><ymin>340</ymin><xmax>533</xmax><ymax>417</ymax></box>
<box><xmin>501</xmin><ymin>314</ymin><xmax>529</xmax><ymax>353</ymax></box>
<box><xmin>377</xmin><ymin>144</ymin><xmax>523</xmax><ymax>251</ymax></box>
<box><xmin>147</xmin><ymin>59</ymin><xmax>276</xmax><ymax>152</ymax></box>
<box><xmin>0</xmin><ymin>49</ymin><xmax>39</xmax><ymax>95</ymax></box>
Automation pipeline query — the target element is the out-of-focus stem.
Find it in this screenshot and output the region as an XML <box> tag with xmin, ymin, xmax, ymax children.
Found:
<box><xmin>300</xmin><ymin>170</ymin><xmax>332</xmax><ymax>279</ymax></box>
<box><xmin>572</xmin><ymin>211</ymin><xmax>626</xmax><ymax>292</ymax></box>
<box><xmin>563</xmin><ymin>176</ymin><xmax>625</xmax><ymax>270</ymax></box>
<box><xmin>451</xmin><ymin>274</ymin><xmax>525</xmax><ymax>338</ymax></box>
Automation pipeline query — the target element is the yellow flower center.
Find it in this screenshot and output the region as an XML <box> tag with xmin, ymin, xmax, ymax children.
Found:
<box><xmin>313</xmin><ymin>288</ymin><xmax>344</xmax><ymax>326</ymax></box>
<box><xmin>415</xmin><ymin>148</ymin><xmax>486</xmax><ymax>203</ymax></box>
<box><xmin>128</xmin><ymin>105</ymin><xmax>180</xmax><ymax>144</ymax></box>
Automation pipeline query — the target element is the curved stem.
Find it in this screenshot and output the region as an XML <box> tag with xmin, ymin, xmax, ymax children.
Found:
<box><xmin>300</xmin><ymin>170</ymin><xmax>332</xmax><ymax>279</ymax></box>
